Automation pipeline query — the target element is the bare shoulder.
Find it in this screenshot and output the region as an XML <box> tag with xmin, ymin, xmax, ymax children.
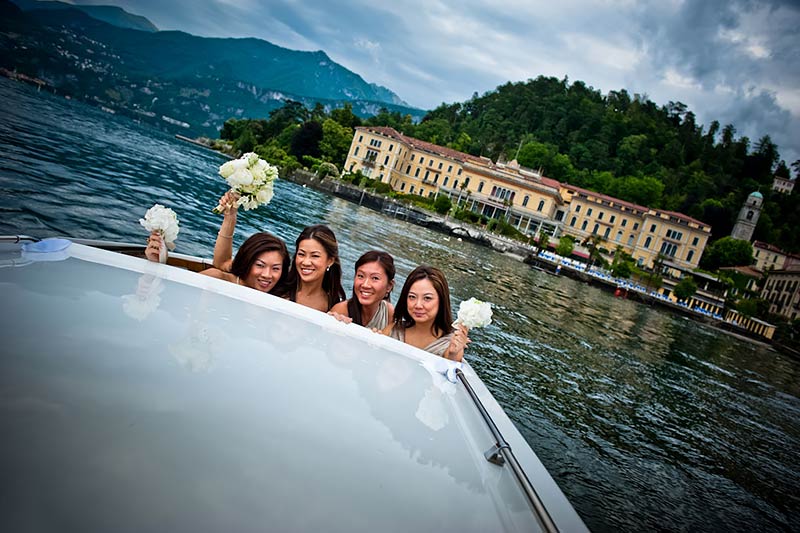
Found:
<box><xmin>330</xmin><ymin>299</ymin><xmax>349</xmax><ymax>316</ymax></box>
<box><xmin>199</xmin><ymin>267</ymin><xmax>234</xmax><ymax>283</ymax></box>
<box><xmin>385</xmin><ymin>302</ymin><xmax>395</xmax><ymax>324</ymax></box>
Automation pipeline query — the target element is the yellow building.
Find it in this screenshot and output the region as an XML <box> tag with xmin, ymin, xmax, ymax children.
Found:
<box><xmin>344</xmin><ymin>126</ymin><xmax>712</xmax><ymax>270</ymax></box>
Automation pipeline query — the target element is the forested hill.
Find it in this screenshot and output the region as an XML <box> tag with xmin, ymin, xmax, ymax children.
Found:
<box><xmin>372</xmin><ymin>76</ymin><xmax>798</xmax><ymax>251</ymax></box>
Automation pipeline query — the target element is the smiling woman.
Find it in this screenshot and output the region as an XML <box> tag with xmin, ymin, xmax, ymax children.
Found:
<box><xmin>329</xmin><ymin>250</ymin><xmax>396</xmax><ymax>329</ymax></box>
<box><xmin>284</xmin><ymin>224</ymin><xmax>346</xmax><ymax>312</ymax></box>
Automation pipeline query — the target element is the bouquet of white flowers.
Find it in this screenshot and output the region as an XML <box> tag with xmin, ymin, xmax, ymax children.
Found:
<box><xmin>454</xmin><ymin>297</ymin><xmax>493</xmax><ymax>329</ymax></box>
<box><xmin>139</xmin><ymin>204</ymin><xmax>180</xmax><ymax>263</ymax></box>
<box><xmin>214</xmin><ymin>152</ymin><xmax>279</xmax><ymax>213</ymax></box>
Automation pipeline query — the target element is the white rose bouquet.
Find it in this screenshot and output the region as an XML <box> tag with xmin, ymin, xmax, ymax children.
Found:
<box><xmin>214</xmin><ymin>152</ymin><xmax>279</xmax><ymax>213</ymax></box>
<box><xmin>454</xmin><ymin>297</ymin><xmax>493</xmax><ymax>329</ymax></box>
<box><xmin>139</xmin><ymin>204</ymin><xmax>180</xmax><ymax>263</ymax></box>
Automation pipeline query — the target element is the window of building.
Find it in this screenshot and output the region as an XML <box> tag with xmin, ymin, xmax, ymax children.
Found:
<box><xmin>405</xmin><ymin>165</ymin><xmax>411</xmax><ymax>174</ymax></box>
<box><xmin>610</xmin><ymin>215</ymin><xmax>616</xmax><ymax>224</ymax></box>
<box><xmin>358</xmin><ymin>135</ymin><xmax>363</xmax><ymax>142</ymax></box>
<box><xmin>419</xmin><ymin>157</ymin><xmax>424</xmax><ymax>164</ymax></box>
<box><xmin>537</xmin><ymin>200</ymin><xmax>545</xmax><ymax>212</ymax></box>
<box><xmin>410</xmin><ymin>154</ymin><xmax>415</xmax><ymax>161</ymax></box>
<box><xmin>633</xmin><ymin>223</ymin><xmax>639</xmax><ymax>230</ymax></box>
<box><xmin>581</xmin><ymin>220</ymin><xmax>588</xmax><ymax>231</ymax></box>
<box><xmin>457</xmin><ymin>168</ymin><xmax>463</xmax><ymax>175</ymax></box>
<box><xmin>554</xmin><ymin>210</ymin><xmax>564</xmax><ymax>221</ymax></box>
<box><xmin>400</xmin><ymin>182</ymin><xmax>406</xmax><ymax>191</ymax></box>
<box><xmin>575</xmin><ymin>205</ymin><xmax>581</xmax><ymax>213</ymax></box>
<box><xmin>604</xmin><ymin>227</ymin><xmax>611</xmax><ymax>239</ymax></box>
<box><xmin>598</xmin><ymin>212</ymin><xmax>604</xmax><ymax>220</ymax></box>
<box><xmin>424</xmin><ymin>170</ymin><xmax>430</xmax><ymax>180</ymax></box>
<box><xmin>587</xmin><ymin>208</ymin><xmax>593</xmax><ymax>216</ymax></box>
<box><xmin>433</xmin><ymin>175</ymin><xmax>439</xmax><ymax>184</ymax></box>
<box><xmin>384</xmin><ymin>155</ymin><xmax>389</xmax><ymax>165</ymax></box>
<box><xmin>747</xmin><ymin>210</ymin><xmax>754</xmax><ymax>221</ymax></box>
<box><xmin>621</xmin><ymin>219</ymin><xmax>627</xmax><ymax>227</ymax></box>
<box><xmin>628</xmin><ymin>235</ymin><xmax>634</xmax><ymax>246</ymax></box>
<box><xmin>650</xmin><ymin>224</ymin><xmax>657</xmax><ymax>233</ymax></box>
<box><xmin>414</xmin><ymin>168</ymin><xmax>420</xmax><ymax>177</ymax></box>
<box><xmin>522</xmin><ymin>195</ymin><xmax>530</xmax><ymax>207</ymax></box>
<box><xmin>478</xmin><ymin>181</ymin><xmax>484</xmax><ymax>193</ymax></box>
<box><xmin>438</xmin><ymin>162</ymin><xmax>443</xmax><ymax>170</ymax></box>
<box><xmin>644</xmin><ymin>237</ymin><xmax>652</xmax><ymax>248</ymax></box>
<box><xmin>687</xmin><ymin>250</ymin><xmax>694</xmax><ymax>262</ymax></box>
<box><xmin>448</xmin><ymin>165</ymin><xmax>453</xmax><ymax>172</ymax></box>
<box><xmin>593</xmin><ymin>224</ymin><xmax>599</xmax><ymax>235</ymax></box>
<box><xmin>692</xmin><ymin>237</ymin><xmax>699</xmax><ymax>246</ymax></box>
<box><xmin>443</xmin><ymin>177</ymin><xmax>449</xmax><ymax>187</ymax></box>
<box><xmin>453</xmin><ymin>180</ymin><xmax>459</xmax><ymax>189</ymax></box>
<box><xmin>660</xmin><ymin>242</ymin><xmax>677</xmax><ymax>257</ymax></box>
<box><xmin>464</xmin><ymin>177</ymin><xmax>470</xmax><ymax>187</ymax></box>
<box><xmin>354</xmin><ymin>147</ymin><xmax>360</xmax><ymax>156</ymax></box>
<box><xmin>616</xmin><ymin>231</ymin><xmax>623</xmax><ymax>242</ymax></box>
<box><xmin>419</xmin><ymin>188</ymin><xmax>424</xmax><ymax>195</ymax></box>
<box><xmin>410</xmin><ymin>185</ymin><xmax>415</xmax><ymax>194</ymax></box>
<box><xmin>755</xmin><ymin>250</ymin><xmax>760</xmax><ymax>257</ymax></box>
<box><xmin>570</xmin><ymin>216</ymin><xmax>577</xmax><ymax>227</ymax></box>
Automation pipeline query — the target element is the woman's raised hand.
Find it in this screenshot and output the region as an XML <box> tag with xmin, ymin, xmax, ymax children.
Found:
<box><xmin>145</xmin><ymin>231</ymin><xmax>164</xmax><ymax>263</ymax></box>
<box><xmin>444</xmin><ymin>324</ymin><xmax>471</xmax><ymax>362</ymax></box>
<box><xmin>218</xmin><ymin>191</ymin><xmax>241</xmax><ymax>214</ymax></box>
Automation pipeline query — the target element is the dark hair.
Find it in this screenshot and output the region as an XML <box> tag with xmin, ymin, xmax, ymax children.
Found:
<box><xmin>347</xmin><ymin>250</ymin><xmax>396</xmax><ymax>326</ymax></box>
<box><xmin>393</xmin><ymin>265</ymin><xmax>453</xmax><ymax>336</ymax></box>
<box><xmin>286</xmin><ymin>224</ymin><xmax>346</xmax><ymax>310</ymax></box>
<box><xmin>230</xmin><ymin>232</ymin><xmax>290</xmax><ymax>294</ymax></box>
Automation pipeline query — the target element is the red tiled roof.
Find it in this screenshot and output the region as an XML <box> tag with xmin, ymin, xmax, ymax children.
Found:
<box><xmin>563</xmin><ymin>184</ymin><xmax>649</xmax><ymax>213</ymax></box>
<box><xmin>358</xmin><ymin>126</ymin><xmax>483</xmax><ymax>164</ymax></box>
<box><xmin>753</xmin><ymin>240</ymin><xmax>785</xmax><ymax>253</ymax></box>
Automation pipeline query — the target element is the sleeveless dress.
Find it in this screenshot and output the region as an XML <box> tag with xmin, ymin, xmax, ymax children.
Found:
<box><xmin>389</xmin><ymin>326</ymin><xmax>453</xmax><ymax>357</ymax></box>
<box><xmin>364</xmin><ymin>300</ymin><xmax>390</xmax><ymax>331</ymax></box>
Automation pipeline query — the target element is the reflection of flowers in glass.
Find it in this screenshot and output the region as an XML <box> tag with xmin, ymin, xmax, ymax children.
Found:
<box><xmin>415</xmin><ymin>385</ymin><xmax>449</xmax><ymax>431</ymax></box>
<box><xmin>454</xmin><ymin>297</ymin><xmax>493</xmax><ymax>329</ymax></box>
<box><xmin>139</xmin><ymin>204</ymin><xmax>180</xmax><ymax>247</ymax></box>
<box><xmin>122</xmin><ymin>274</ymin><xmax>163</xmax><ymax>321</ymax></box>
<box><xmin>168</xmin><ymin>318</ymin><xmax>223</xmax><ymax>372</ymax></box>
<box><xmin>215</xmin><ymin>152</ymin><xmax>279</xmax><ymax>213</ymax></box>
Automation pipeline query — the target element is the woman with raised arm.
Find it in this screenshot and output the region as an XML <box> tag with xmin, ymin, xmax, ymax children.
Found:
<box><xmin>284</xmin><ymin>224</ymin><xmax>346</xmax><ymax>312</ymax></box>
<box><xmin>382</xmin><ymin>265</ymin><xmax>470</xmax><ymax>362</ymax></box>
<box><xmin>145</xmin><ymin>191</ymin><xmax>289</xmax><ymax>294</ymax></box>
<box><xmin>329</xmin><ymin>250</ymin><xmax>395</xmax><ymax>329</ymax></box>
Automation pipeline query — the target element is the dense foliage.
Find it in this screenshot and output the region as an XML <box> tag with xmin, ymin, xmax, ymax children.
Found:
<box><xmin>411</xmin><ymin>77</ymin><xmax>799</xmax><ymax>252</ymax></box>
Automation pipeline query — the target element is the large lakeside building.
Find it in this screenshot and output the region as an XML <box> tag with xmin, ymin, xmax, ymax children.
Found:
<box><xmin>345</xmin><ymin>126</ymin><xmax>712</xmax><ymax>271</ymax></box>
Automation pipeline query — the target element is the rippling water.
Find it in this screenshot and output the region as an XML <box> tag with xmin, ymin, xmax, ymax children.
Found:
<box><xmin>2</xmin><ymin>78</ymin><xmax>799</xmax><ymax>532</ymax></box>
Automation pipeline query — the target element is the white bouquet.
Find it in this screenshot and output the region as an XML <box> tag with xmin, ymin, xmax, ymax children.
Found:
<box><xmin>454</xmin><ymin>297</ymin><xmax>493</xmax><ymax>329</ymax></box>
<box><xmin>139</xmin><ymin>204</ymin><xmax>180</xmax><ymax>263</ymax></box>
<box><xmin>215</xmin><ymin>152</ymin><xmax>279</xmax><ymax>213</ymax></box>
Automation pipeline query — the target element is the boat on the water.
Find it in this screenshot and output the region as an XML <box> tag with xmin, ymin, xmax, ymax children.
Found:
<box><xmin>0</xmin><ymin>235</ymin><xmax>588</xmax><ymax>532</ymax></box>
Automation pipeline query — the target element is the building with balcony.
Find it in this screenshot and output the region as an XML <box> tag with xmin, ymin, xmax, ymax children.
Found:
<box><xmin>344</xmin><ymin>126</ymin><xmax>712</xmax><ymax>270</ymax></box>
<box><xmin>762</xmin><ymin>269</ymin><xmax>800</xmax><ymax>320</ymax></box>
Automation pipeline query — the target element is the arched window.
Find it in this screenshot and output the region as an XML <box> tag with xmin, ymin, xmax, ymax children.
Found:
<box><xmin>523</xmin><ymin>195</ymin><xmax>530</xmax><ymax>207</ymax></box>
<box><xmin>644</xmin><ymin>237</ymin><xmax>652</xmax><ymax>249</ymax></box>
<box><xmin>746</xmin><ymin>210</ymin><xmax>754</xmax><ymax>221</ymax></box>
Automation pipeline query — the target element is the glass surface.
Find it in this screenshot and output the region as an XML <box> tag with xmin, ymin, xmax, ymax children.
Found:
<box><xmin>0</xmin><ymin>245</ymin><xmax>547</xmax><ymax>532</ymax></box>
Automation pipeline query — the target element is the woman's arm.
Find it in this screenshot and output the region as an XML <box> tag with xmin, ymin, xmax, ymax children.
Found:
<box><xmin>443</xmin><ymin>324</ymin><xmax>470</xmax><ymax>362</ymax></box>
<box><xmin>212</xmin><ymin>191</ymin><xmax>239</xmax><ymax>271</ymax></box>
<box><xmin>328</xmin><ymin>300</ymin><xmax>353</xmax><ymax>324</ymax></box>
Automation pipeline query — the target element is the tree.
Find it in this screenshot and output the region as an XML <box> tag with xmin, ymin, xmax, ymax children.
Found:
<box><xmin>673</xmin><ymin>277</ymin><xmax>697</xmax><ymax>301</ymax></box>
<box><xmin>289</xmin><ymin>121</ymin><xmax>323</xmax><ymax>160</ymax></box>
<box><xmin>699</xmin><ymin>237</ymin><xmax>754</xmax><ymax>271</ymax></box>
<box><xmin>555</xmin><ymin>235</ymin><xmax>575</xmax><ymax>257</ymax></box>
<box><xmin>537</xmin><ymin>230</ymin><xmax>550</xmax><ymax>251</ymax></box>
<box><xmin>433</xmin><ymin>194</ymin><xmax>452</xmax><ymax>215</ymax></box>
<box><xmin>319</xmin><ymin>119</ymin><xmax>353</xmax><ymax>166</ymax></box>
<box><xmin>317</xmin><ymin>162</ymin><xmax>339</xmax><ymax>179</ymax></box>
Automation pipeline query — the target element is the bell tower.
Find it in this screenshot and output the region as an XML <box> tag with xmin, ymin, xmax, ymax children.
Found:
<box><xmin>731</xmin><ymin>191</ymin><xmax>763</xmax><ymax>241</ymax></box>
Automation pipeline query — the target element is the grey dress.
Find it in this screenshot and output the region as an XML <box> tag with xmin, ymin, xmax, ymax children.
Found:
<box><xmin>364</xmin><ymin>300</ymin><xmax>390</xmax><ymax>331</ymax></box>
<box><xmin>389</xmin><ymin>326</ymin><xmax>453</xmax><ymax>357</ymax></box>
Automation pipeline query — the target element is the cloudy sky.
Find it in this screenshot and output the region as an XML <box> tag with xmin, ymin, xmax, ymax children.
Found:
<box><xmin>75</xmin><ymin>0</ymin><xmax>800</xmax><ymax>166</ymax></box>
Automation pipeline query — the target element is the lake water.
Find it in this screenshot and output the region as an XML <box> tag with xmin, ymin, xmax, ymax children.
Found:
<box><xmin>2</xmin><ymin>77</ymin><xmax>799</xmax><ymax>532</ymax></box>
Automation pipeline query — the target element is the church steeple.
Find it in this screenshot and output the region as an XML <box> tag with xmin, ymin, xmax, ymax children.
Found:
<box><xmin>731</xmin><ymin>191</ymin><xmax>763</xmax><ymax>241</ymax></box>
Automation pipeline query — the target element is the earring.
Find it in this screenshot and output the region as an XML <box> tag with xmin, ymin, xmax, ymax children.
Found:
<box><xmin>326</xmin><ymin>266</ymin><xmax>330</xmax><ymax>272</ymax></box>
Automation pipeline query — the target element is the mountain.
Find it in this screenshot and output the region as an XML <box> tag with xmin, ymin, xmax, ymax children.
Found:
<box><xmin>10</xmin><ymin>0</ymin><xmax>158</xmax><ymax>32</ymax></box>
<box><xmin>0</xmin><ymin>0</ymin><xmax>424</xmax><ymax>137</ymax></box>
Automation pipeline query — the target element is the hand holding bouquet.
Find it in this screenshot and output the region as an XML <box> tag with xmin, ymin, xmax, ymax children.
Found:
<box><xmin>140</xmin><ymin>204</ymin><xmax>180</xmax><ymax>263</ymax></box>
<box><xmin>214</xmin><ymin>152</ymin><xmax>279</xmax><ymax>214</ymax></box>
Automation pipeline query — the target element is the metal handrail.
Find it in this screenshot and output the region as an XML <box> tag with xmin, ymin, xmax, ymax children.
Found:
<box><xmin>455</xmin><ymin>368</ymin><xmax>559</xmax><ymax>533</ymax></box>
